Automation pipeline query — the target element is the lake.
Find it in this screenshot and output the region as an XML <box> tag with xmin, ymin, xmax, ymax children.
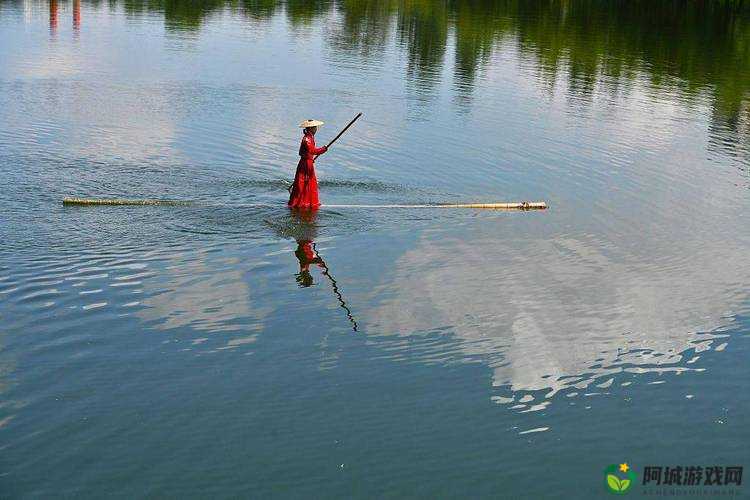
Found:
<box><xmin>1</xmin><ymin>0</ymin><xmax>749</xmax><ymax>497</ymax></box>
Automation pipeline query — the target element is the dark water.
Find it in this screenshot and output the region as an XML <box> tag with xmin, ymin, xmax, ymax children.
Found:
<box><xmin>1</xmin><ymin>0</ymin><xmax>749</xmax><ymax>497</ymax></box>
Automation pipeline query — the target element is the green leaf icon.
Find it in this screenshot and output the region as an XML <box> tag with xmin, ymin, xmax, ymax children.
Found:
<box><xmin>607</xmin><ymin>474</ymin><xmax>622</xmax><ymax>491</ymax></box>
<box><xmin>620</xmin><ymin>479</ymin><xmax>631</xmax><ymax>491</ymax></box>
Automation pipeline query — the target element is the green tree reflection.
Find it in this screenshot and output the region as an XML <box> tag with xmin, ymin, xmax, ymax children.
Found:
<box><xmin>285</xmin><ymin>0</ymin><xmax>331</xmax><ymax>26</ymax></box>
<box><xmin>49</xmin><ymin>0</ymin><xmax>749</xmax><ymax>150</ymax></box>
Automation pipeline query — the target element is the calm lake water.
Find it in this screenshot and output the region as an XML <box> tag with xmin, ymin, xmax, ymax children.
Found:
<box><xmin>1</xmin><ymin>0</ymin><xmax>749</xmax><ymax>497</ymax></box>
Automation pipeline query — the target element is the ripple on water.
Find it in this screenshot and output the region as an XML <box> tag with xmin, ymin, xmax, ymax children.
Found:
<box><xmin>1</xmin><ymin>3</ymin><xmax>749</xmax><ymax>485</ymax></box>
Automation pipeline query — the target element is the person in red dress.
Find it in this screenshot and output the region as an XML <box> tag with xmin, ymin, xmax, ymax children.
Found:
<box><xmin>288</xmin><ymin>119</ymin><xmax>328</xmax><ymax>208</ymax></box>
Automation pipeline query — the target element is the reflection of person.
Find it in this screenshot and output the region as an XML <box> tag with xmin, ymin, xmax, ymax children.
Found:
<box><xmin>285</xmin><ymin>209</ymin><xmax>358</xmax><ymax>330</ymax></box>
<box><xmin>288</xmin><ymin>119</ymin><xmax>327</xmax><ymax>208</ymax></box>
<box><xmin>295</xmin><ymin>240</ymin><xmax>324</xmax><ymax>287</ymax></box>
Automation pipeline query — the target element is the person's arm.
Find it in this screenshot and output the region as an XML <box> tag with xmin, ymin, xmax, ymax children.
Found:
<box><xmin>303</xmin><ymin>136</ymin><xmax>327</xmax><ymax>156</ymax></box>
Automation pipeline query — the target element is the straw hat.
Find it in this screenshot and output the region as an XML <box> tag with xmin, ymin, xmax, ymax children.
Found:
<box><xmin>299</xmin><ymin>119</ymin><xmax>324</xmax><ymax>128</ymax></box>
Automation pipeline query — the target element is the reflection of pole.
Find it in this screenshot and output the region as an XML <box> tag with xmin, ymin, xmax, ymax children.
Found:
<box><xmin>49</xmin><ymin>0</ymin><xmax>58</xmax><ymax>32</ymax></box>
<box><xmin>312</xmin><ymin>243</ymin><xmax>358</xmax><ymax>332</ymax></box>
<box><xmin>73</xmin><ymin>0</ymin><xmax>81</xmax><ymax>31</ymax></box>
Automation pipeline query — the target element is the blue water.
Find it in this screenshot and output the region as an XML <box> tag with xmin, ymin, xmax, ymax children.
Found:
<box><xmin>1</xmin><ymin>0</ymin><xmax>749</xmax><ymax>497</ymax></box>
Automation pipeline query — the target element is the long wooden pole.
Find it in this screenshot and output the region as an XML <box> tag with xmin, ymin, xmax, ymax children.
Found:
<box><xmin>323</xmin><ymin>202</ymin><xmax>548</xmax><ymax>209</ymax></box>
<box><xmin>62</xmin><ymin>197</ymin><xmax>192</xmax><ymax>206</ymax></box>
<box><xmin>322</xmin><ymin>112</ymin><xmax>362</xmax><ymax>151</ymax></box>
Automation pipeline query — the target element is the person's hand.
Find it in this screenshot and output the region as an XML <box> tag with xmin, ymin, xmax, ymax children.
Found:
<box><xmin>322</xmin><ymin>146</ymin><xmax>328</xmax><ymax>153</ymax></box>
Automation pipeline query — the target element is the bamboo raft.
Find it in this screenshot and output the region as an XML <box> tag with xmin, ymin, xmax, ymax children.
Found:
<box><xmin>62</xmin><ymin>197</ymin><xmax>547</xmax><ymax>210</ymax></box>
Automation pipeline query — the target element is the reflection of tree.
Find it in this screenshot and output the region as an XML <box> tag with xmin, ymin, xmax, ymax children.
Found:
<box><xmin>397</xmin><ymin>0</ymin><xmax>448</xmax><ymax>93</ymax></box>
<box><xmin>97</xmin><ymin>0</ymin><xmax>748</xmax><ymax>145</ymax></box>
<box><xmin>330</xmin><ymin>0</ymin><xmax>396</xmax><ymax>58</ymax></box>
<box><xmin>285</xmin><ymin>0</ymin><xmax>332</xmax><ymax>27</ymax></box>
<box><xmin>121</xmin><ymin>0</ymin><xmax>227</xmax><ymax>30</ymax></box>
<box><xmin>510</xmin><ymin>0</ymin><xmax>750</xmax><ymax>149</ymax></box>
<box><xmin>238</xmin><ymin>0</ymin><xmax>278</xmax><ymax>21</ymax></box>
<box><xmin>450</xmin><ymin>0</ymin><xmax>512</xmax><ymax>95</ymax></box>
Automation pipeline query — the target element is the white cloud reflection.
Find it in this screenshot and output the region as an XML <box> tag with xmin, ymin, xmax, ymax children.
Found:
<box><xmin>137</xmin><ymin>251</ymin><xmax>270</xmax><ymax>352</ymax></box>
<box><xmin>366</xmin><ymin>226</ymin><xmax>747</xmax><ymax>411</ymax></box>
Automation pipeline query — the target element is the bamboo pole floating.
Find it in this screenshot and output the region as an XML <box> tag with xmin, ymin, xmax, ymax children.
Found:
<box><xmin>62</xmin><ymin>197</ymin><xmax>547</xmax><ymax>209</ymax></box>
<box><xmin>324</xmin><ymin>202</ymin><xmax>547</xmax><ymax>209</ymax></box>
<box><xmin>62</xmin><ymin>197</ymin><xmax>193</xmax><ymax>206</ymax></box>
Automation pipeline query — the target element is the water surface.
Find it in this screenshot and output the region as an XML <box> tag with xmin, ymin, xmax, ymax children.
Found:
<box><xmin>1</xmin><ymin>0</ymin><xmax>749</xmax><ymax>497</ymax></box>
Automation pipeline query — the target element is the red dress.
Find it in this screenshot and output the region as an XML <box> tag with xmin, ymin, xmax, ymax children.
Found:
<box><xmin>288</xmin><ymin>130</ymin><xmax>326</xmax><ymax>208</ymax></box>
